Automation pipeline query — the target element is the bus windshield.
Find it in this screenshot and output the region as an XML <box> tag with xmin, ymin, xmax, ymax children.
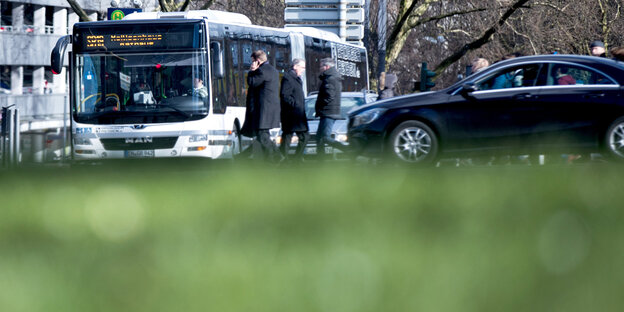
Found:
<box><xmin>74</xmin><ymin>51</ymin><xmax>209</xmax><ymax>124</ymax></box>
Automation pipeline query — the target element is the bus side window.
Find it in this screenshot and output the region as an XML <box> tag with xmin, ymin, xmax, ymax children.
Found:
<box><xmin>241</xmin><ymin>40</ymin><xmax>253</xmax><ymax>106</ymax></box>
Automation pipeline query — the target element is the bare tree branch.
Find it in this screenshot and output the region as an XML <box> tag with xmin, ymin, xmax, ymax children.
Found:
<box><xmin>201</xmin><ymin>0</ymin><xmax>215</xmax><ymax>9</ymax></box>
<box><xmin>66</xmin><ymin>0</ymin><xmax>91</xmax><ymax>21</ymax></box>
<box><xmin>159</xmin><ymin>0</ymin><xmax>173</xmax><ymax>12</ymax></box>
<box><xmin>530</xmin><ymin>1</ymin><xmax>569</xmax><ymax>12</ymax></box>
<box><xmin>434</xmin><ymin>0</ymin><xmax>532</xmax><ymax>76</ymax></box>
<box><xmin>180</xmin><ymin>0</ymin><xmax>192</xmax><ymax>11</ymax></box>
<box><xmin>444</xmin><ymin>28</ymin><xmax>473</xmax><ymax>38</ymax></box>
<box><xmin>160</xmin><ymin>0</ymin><xmax>193</xmax><ymax>12</ymax></box>
<box><xmin>408</xmin><ymin>7</ymin><xmax>490</xmax><ymax>28</ymax></box>
<box><xmin>504</xmin><ymin>19</ymin><xmax>537</xmax><ymax>54</ymax></box>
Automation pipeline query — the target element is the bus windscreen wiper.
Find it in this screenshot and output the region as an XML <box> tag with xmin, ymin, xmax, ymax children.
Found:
<box><xmin>152</xmin><ymin>104</ymin><xmax>192</xmax><ymax>118</ymax></box>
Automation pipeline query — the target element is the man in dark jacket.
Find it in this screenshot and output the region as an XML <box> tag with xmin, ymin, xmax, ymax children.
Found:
<box><xmin>315</xmin><ymin>57</ymin><xmax>343</xmax><ymax>159</ymax></box>
<box><xmin>280</xmin><ymin>58</ymin><xmax>309</xmax><ymax>162</ymax></box>
<box><xmin>244</xmin><ymin>50</ymin><xmax>282</xmax><ymax>162</ymax></box>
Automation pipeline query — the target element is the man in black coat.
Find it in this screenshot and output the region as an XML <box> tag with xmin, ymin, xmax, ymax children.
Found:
<box><xmin>315</xmin><ymin>57</ymin><xmax>344</xmax><ymax>159</ymax></box>
<box><xmin>244</xmin><ymin>50</ymin><xmax>282</xmax><ymax>162</ymax></box>
<box><xmin>280</xmin><ymin>58</ymin><xmax>309</xmax><ymax>162</ymax></box>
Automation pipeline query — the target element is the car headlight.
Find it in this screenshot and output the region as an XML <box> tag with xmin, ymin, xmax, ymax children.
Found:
<box><xmin>189</xmin><ymin>134</ymin><xmax>208</xmax><ymax>143</ymax></box>
<box><xmin>351</xmin><ymin>108</ymin><xmax>387</xmax><ymax>128</ymax></box>
<box><xmin>335</xmin><ymin>134</ymin><xmax>348</xmax><ymax>142</ymax></box>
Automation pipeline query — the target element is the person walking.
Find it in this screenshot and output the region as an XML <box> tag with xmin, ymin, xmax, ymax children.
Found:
<box><xmin>244</xmin><ymin>50</ymin><xmax>282</xmax><ymax>163</ymax></box>
<box><xmin>378</xmin><ymin>73</ymin><xmax>397</xmax><ymax>100</ymax></box>
<box><xmin>610</xmin><ymin>47</ymin><xmax>624</xmax><ymax>61</ymax></box>
<box><xmin>590</xmin><ymin>41</ymin><xmax>606</xmax><ymax>57</ymax></box>
<box><xmin>471</xmin><ymin>57</ymin><xmax>490</xmax><ymax>73</ymax></box>
<box><xmin>280</xmin><ymin>58</ymin><xmax>309</xmax><ymax>162</ymax></box>
<box><xmin>315</xmin><ymin>58</ymin><xmax>344</xmax><ymax>160</ymax></box>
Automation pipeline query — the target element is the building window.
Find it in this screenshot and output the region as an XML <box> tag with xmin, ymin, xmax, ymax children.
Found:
<box><xmin>45</xmin><ymin>6</ymin><xmax>54</xmax><ymax>34</ymax></box>
<box><xmin>1</xmin><ymin>66</ymin><xmax>11</xmax><ymax>93</ymax></box>
<box><xmin>1</xmin><ymin>1</ymin><xmax>12</xmax><ymax>30</ymax></box>
<box><xmin>24</xmin><ymin>3</ymin><xmax>34</xmax><ymax>32</ymax></box>
<box><xmin>23</xmin><ymin>66</ymin><xmax>33</xmax><ymax>94</ymax></box>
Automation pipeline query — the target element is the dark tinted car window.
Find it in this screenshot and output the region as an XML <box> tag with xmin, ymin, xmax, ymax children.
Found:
<box><xmin>544</xmin><ymin>63</ymin><xmax>614</xmax><ymax>86</ymax></box>
<box><xmin>478</xmin><ymin>64</ymin><xmax>542</xmax><ymax>90</ymax></box>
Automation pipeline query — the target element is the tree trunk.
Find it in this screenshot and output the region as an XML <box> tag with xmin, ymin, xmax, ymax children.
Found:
<box><xmin>384</xmin><ymin>0</ymin><xmax>439</xmax><ymax>72</ymax></box>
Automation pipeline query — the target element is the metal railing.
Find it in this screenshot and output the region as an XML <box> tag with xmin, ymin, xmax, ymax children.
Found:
<box><xmin>0</xmin><ymin>25</ymin><xmax>56</xmax><ymax>34</ymax></box>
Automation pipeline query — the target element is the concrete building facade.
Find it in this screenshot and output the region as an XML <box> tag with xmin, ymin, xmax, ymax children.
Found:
<box><xmin>0</xmin><ymin>0</ymin><xmax>157</xmax><ymax>162</ymax></box>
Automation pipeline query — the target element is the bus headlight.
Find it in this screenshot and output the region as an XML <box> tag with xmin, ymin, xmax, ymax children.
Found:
<box><xmin>73</xmin><ymin>137</ymin><xmax>92</xmax><ymax>145</ymax></box>
<box><xmin>335</xmin><ymin>134</ymin><xmax>348</xmax><ymax>142</ymax></box>
<box><xmin>189</xmin><ymin>134</ymin><xmax>208</xmax><ymax>142</ymax></box>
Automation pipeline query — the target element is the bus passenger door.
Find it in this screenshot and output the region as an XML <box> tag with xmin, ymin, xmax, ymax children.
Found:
<box><xmin>210</xmin><ymin>39</ymin><xmax>227</xmax><ymax>114</ymax></box>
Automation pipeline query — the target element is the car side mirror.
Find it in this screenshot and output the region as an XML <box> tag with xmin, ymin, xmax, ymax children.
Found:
<box><xmin>460</xmin><ymin>83</ymin><xmax>478</xmax><ymax>98</ymax></box>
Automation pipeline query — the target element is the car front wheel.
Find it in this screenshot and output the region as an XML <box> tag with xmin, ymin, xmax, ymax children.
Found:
<box><xmin>387</xmin><ymin>120</ymin><xmax>438</xmax><ymax>164</ymax></box>
<box><xmin>605</xmin><ymin>117</ymin><xmax>624</xmax><ymax>161</ymax></box>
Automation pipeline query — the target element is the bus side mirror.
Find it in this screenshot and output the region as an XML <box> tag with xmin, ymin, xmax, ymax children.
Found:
<box><xmin>51</xmin><ymin>35</ymin><xmax>71</xmax><ymax>75</ymax></box>
<box><xmin>210</xmin><ymin>41</ymin><xmax>224</xmax><ymax>79</ymax></box>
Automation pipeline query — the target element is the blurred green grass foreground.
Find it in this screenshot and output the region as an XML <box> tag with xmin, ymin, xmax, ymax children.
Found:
<box><xmin>1</xmin><ymin>162</ymin><xmax>624</xmax><ymax>311</ymax></box>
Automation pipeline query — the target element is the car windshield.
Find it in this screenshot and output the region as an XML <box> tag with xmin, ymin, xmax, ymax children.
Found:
<box><xmin>74</xmin><ymin>51</ymin><xmax>209</xmax><ymax>124</ymax></box>
<box><xmin>305</xmin><ymin>95</ymin><xmax>366</xmax><ymax>120</ymax></box>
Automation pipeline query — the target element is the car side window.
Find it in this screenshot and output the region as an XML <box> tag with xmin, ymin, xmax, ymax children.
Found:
<box><xmin>545</xmin><ymin>64</ymin><xmax>614</xmax><ymax>86</ymax></box>
<box><xmin>478</xmin><ymin>64</ymin><xmax>541</xmax><ymax>90</ymax></box>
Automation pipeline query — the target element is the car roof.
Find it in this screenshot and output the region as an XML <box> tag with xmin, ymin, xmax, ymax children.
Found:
<box><xmin>486</xmin><ymin>54</ymin><xmax>622</xmax><ymax>70</ymax></box>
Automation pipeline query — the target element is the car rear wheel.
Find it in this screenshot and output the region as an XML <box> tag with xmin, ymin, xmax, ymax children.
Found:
<box><xmin>605</xmin><ymin>117</ymin><xmax>624</xmax><ymax>161</ymax></box>
<box><xmin>387</xmin><ymin>120</ymin><xmax>438</xmax><ymax>164</ymax></box>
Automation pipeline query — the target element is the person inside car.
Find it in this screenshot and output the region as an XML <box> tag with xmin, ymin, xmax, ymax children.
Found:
<box><xmin>554</xmin><ymin>66</ymin><xmax>576</xmax><ymax>85</ymax></box>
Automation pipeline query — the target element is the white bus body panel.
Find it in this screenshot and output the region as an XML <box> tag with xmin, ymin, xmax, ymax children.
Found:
<box><xmin>71</xmin><ymin>107</ymin><xmax>246</xmax><ymax>160</ymax></box>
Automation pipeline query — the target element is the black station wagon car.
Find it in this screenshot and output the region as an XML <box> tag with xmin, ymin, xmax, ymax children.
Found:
<box><xmin>348</xmin><ymin>55</ymin><xmax>624</xmax><ymax>164</ymax></box>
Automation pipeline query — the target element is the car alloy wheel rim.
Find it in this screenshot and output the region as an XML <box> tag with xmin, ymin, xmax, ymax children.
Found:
<box><xmin>394</xmin><ymin>127</ymin><xmax>432</xmax><ymax>162</ymax></box>
<box><xmin>609</xmin><ymin>122</ymin><xmax>624</xmax><ymax>158</ymax></box>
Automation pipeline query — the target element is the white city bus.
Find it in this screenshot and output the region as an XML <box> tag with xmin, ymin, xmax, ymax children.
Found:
<box><xmin>50</xmin><ymin>10</ymin><xmax>368</xmax><ymax>160</ymax></box>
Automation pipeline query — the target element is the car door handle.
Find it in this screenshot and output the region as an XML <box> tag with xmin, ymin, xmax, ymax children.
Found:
<box><xmin>584</xmin><ymin>93</ymin><xmax>605</xmax><ymax>99</ymax></box>
<box><xmin>513</xmin><ymin>93</ymin><xmax>534</xmax><ymax>100</ymax></box>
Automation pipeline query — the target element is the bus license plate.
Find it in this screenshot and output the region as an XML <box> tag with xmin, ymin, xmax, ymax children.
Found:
<box><xmin>125</xmin><ymin>150</ymin><xmax>155</xmax><ymax>158</ymax></box>
<box><xmin>305</xmin><ymin>147</ymin><xmax>333</xmax><ymax>154</ymax></box>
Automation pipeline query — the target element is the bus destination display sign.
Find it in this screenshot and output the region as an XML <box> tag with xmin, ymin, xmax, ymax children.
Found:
<box><xmin>85</xmin><ymin>34</ymin><xmax>164</xmax><ymax>49</ymax></box>
<box><xmin>75</xmin><ymin>23</ymin><xmax>202</xmax><ymax>52</ymax></box>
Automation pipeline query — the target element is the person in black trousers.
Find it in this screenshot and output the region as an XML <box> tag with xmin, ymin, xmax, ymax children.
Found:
<box><xmin>315</xmin><ymin>58</ymin><xmax>344</xmax><ymax>160</ymax></box>
<box><xmin>244</xmin><ymin>50</ymin><xmax>282</xmax><ymax>163</ymax></box>
<box><xmin>280</xmin><ymin>58</ymin><xmax>309</xmax><ymax>162</ymax></box>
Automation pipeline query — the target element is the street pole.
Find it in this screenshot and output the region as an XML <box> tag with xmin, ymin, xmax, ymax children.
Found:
<box><xmin>377</xmin><ymin>0</ymin><xmax>387</xmax><ymax>91</ymax></box>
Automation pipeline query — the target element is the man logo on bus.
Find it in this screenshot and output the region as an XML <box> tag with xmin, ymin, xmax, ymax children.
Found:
<box><xmin>125</xmin><ymin>137</ymin><xmax>152</xmax><ymax>143</ymax></box>
<box><xmin>111</xmin><ymin>10</ymin><xmax>125</xmax><ymax>20</ymax></box>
